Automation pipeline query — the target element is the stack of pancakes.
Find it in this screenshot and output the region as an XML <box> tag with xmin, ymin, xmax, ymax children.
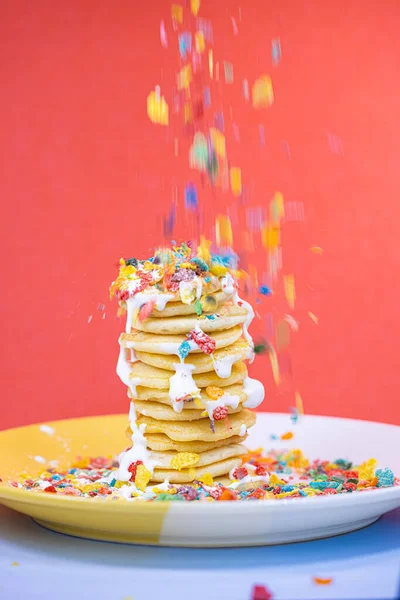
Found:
<box><xmin>117</xmin><ymin>281</ymin><xmax>260</xmax><ymax>484</ymax></box>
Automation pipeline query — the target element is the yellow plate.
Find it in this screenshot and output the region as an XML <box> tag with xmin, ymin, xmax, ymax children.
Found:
<box><xmin>1</xmin><ymin>413</ymin><xmax>399</xmax><ymax>547</ymax></box>
<box><xmin>0</xmin><ymin>414</ymin><xmax>170</xmax><ymax>545</ymax></box>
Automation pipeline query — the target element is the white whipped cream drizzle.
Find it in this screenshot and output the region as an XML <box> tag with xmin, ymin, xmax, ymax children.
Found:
<box><xmin>204</xmin><ymin>393</ymin><xmax>240</xmax><ymax>420</ymax></box>
<box><xmin>169</xmin><ymin>361</ymin><xmax>201</xmax><ymax>413</ymax></box>
<box><xmin>242</xmin><ymin>376</ymin><xmax>265</xmax><ymax>409</ymax></box>
<box><xmin>125</xmin><ymin>287</ymin><xmax>175</xmax><ymax>333</ymax></box>
<box><xmin>114</xmin><ymin>403</ymin><xmax>160</xmax><ymax>481</ymax></box>
<box><xmin>116</xmin><ymin>345</ymin><xmax>141</xmax><ymax>398</ymax></box>
<box><xmin>221</xmin><ymin>274</ymin><xmax>255</xmax><ymax>348</ymax></box>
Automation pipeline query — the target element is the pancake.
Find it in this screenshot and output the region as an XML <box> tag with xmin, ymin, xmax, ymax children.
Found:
<box><xmin>144</xmin><ymin>432</ymin><xmax>248</xmax><ymax>452</ymax></box>
<box><xmin>130</xmin><ymin>383</ymin><xmax>247</xmax><ymax>406</ymax></box>
<box><xmin>134</xmin><ymin>399</ymin><xmax>243</xmax><ymax>421</ymax></box>
<box><xmin>152</xmin><ymin>290</ymin><xmax>231</xmax><ymax>318</ymax></box>
<box><xmin>136</xmin><ymin>338</ymin><xmax>251</xmax><ymax>374</ymax></box>
<box><xmin>129</xmin><ymin>360</ymin><xmax>247</xmax><ymax>390</ymax></box>
<box><xmin>150</xmin><ymin>443</ymin><xmax>246</xmax><ymax>469</ymax></box>
<box><xmin>133</xmin><ymin>305</ymin><xmax>248</xmax><ymax>335</ymax></box>
<box><xmin>120</xmin><ymin>325</ymin><xmax>243</xmax><ymax>355</ymax></box>
<box><xmin>151</xmin><ymin>456</ymin><xmax>242</xmax><ymax>483</ymax></box>
<box><xmin>136</xmin><ymin>409</ymin><xmax>256</xmax><ymax>442</ymax></box>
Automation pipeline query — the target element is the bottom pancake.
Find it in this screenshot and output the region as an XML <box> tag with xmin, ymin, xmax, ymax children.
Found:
<box><xmin>151</xmin><ymin>456</ymin><xmax>242</xmax><ymax>483</ymax></box>
<box><xmin>151</xmin><ymin>443</ymin><xmax>246</xmax><ymax>469</ymax></box>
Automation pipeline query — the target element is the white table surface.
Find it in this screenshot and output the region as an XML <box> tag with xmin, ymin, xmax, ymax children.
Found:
<box><xmin>0</xmin><ymin>505</ymin><xmax>399</xmax><ymax>600</ymax></box>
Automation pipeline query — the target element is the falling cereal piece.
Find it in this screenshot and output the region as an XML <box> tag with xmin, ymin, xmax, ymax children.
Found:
<box><xmin>147</xmin><ymin>87</ymin><xmax>169</xmax><ymax>125</ymax></box>
<box><xmin>214</xmin><ymin>112</ymin><xmax>224</xmax><ymax>132</ymax></box>
<box><xmin>195</xmin><ymin>30</ymin><xmax>205</xmax><ymax>53</ymax></box>
<box><xmin>231</xmin><ymin>16</ymin><xmax>239</xmax><ymax>35</ymax></box>
<box><xmin>177</xmin><ymin>65</ymin><xmax>192</xmax><ymax>90</ymax></box>
<box><xmin>216</xmin><ymin>215</ymin><xmax>233</xmax><ymax>246</ymax></box>
<box><xmin>197</xmin><ymin>18</ymin><xmax>213</xmax><ymax>43</ymax></box>
<box><xmin>160</xmin><ymin>20</ymin><xmax>168</xmax><ymax>48</ymax></box>
<box><xmin>185</xmin><ymin>182</ymin><xmax>198</xmax><ymax>210</ymax></box>
<box><xmin>252</xmin><ymin>75</ymin><xmax>274</xmax><ymax>108</ymax></box>
<box><xmin>261</xmin><ymin>224</ymin><xmax>280</xmax><ymax>250</ymax></box>
<box><xmin>97</xmin><ymin>303</ymin><xmax>105</xmax><ymax>311</ymax></box>
<box><xmin>295</xmin><ymin>390</ymin><xmax>304</xmax><ymax>415</ymax></box>
<box><xmin>283</xmin><ymin>274</ymin><xmax>296</xmax><ymax>309</ymax></box>
<box><xmin>174</xmin><ymin>138</ymin><xmax>179</xmax><ymax>156</ymax></box>
<box><xmin>184</xmin><ymin>102</ymin><xmax>193</xmax><ymax>124</ymax></box>
<box><xmin>191</xmin><ymin>0</ymin><xmax>200</xmax><ymax>16</ymax></box>
<box><xmin>179</xmin><ymin>32</ymin><xmax>192</xmax><ymax>59</ymax></box>
<box><xmin>11</xmin><ymin>562</ymin><xmax>19</xmax><ymax>567</ymax></box>
<box><xmin>311</xmin><ymin>246</ymin><xmax>323</xmax><ymax>255</ymax></box>
<box><xmin>242</xmin><ymin>79</ymin><xmax>249</xmax><ymax>101</ymax></box>
<box><xmin>281</xmin><ymin>431</ymin><xmax>294</xmax><ymax>440</ymax></box>
<box><xmin>189</xmin><ymin>132</ymin><xmax>208</xmax><ymax>171</ymax></box>
<box><xmin>208</xmin><ymin>49</ymin><xmax>213</xmax><ymax>78</ymax></box>
<box><xmin>268</xmin><ymin>346</ymin><xmax>280</xmax><ymax>385</ymax></box>
<box><xmin>276</xmin><ymin>320</ymin><xmax>290</xmax><ymax>350</ymax></box>
<box><xmin>259</xmin><ymin>124</ymin><xmax>265</xmax><ymax>146</ymax></box>
<box><xmin>308</xmin><ymin>311</ymin><xmax>319</xmax><ymax>324</ymax></box>
<box><xmin>258</xmin><ymin>285</ymin><xmax>272</xmax><ymax>296</ymax></box>
<box><xmin>230</xmin><ymin>167</ymin><xmax>242</xmax><ymax>196</ymax></box>
<box><xmin>313</xmin><ymin>577</ymin><xmax>333</xmax><ymax>586</ymax></box>
<box><xmin>270</xmin><ymin>191</ymin><xmax>284</xmax><ymax>221</ymax></box>
<box><xmin>271</xmin><ymin>38</ymin><xmax>282</xmax><ymax>66</ymax></box>
<box><xmin>210</xmin><ymin>128</ymin><xmax>226</xmax><ymax>158</ymax></box>
<box><xmin>203</xmin><ymin>87</ymin><xmax>211</xmax><ymax>107</ymax></box>
<box><xmin>284</xmin><ymin>314</ymin><xmax>299</xmax><ymax>331</ymax></box>
<box><xmin>224</xmin><ymin>61</ymin><xmax>234</xmax><ymax>84</ymax></box>
<box><xmin>87</xmin><ymin>315</ymin><xmax>93</xmax><ymax>323</ymax></box>
<box><xmin>172</xmin><ymin>4</ymin><xmax>183</xmax><ymax>24</ymax></box>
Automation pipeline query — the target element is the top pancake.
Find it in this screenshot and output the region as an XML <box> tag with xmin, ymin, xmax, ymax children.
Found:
<box><xmin>152</xmin><ymin>290</ymin><xmax>231</xmax><ymax>318</ymax></box>
<box><xmin>133</xmin><ymin>305</ymin><xmax>248</xmax><ymax>335</ymax></box>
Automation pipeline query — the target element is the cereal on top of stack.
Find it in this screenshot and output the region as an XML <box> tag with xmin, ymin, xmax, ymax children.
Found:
<box><xmin>109</xmin><ymin>239</ymin><xmax>266</xmax><ymax>491</ymax></box>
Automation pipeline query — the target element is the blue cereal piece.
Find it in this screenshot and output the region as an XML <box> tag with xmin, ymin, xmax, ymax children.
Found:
<box><xmin>258</xmin><ymin>285</ymin><xmax>272</xmax><ymax>296</ymax></box>
<box><xmin>178</xmin><ymin>340</ymin><xmax>191</xmax><ymax>360</ymax></box>
<box><xmin>376</xmin><ymin>467</ymin><xmax>395</xmax><ymax>487</ymax></box>
<box><xmin>190</xmin><ymin>257</ymin><xmax>208</xmax><ymax>271</ymax></box>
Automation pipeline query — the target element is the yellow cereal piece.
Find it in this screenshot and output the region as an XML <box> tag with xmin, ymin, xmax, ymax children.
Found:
<box><xmin>135</xmin><ymin>464</ymin><xmax>152</xmax><ymax>491</ymax></box>
<box><xmin>252</xmin><ymin>74</ymin><xmax>274</xmax><ymax>108</ymax></box>
<box><xmin>170</xmin><ymin>452</ymin><xmax>200</xmax><ymax>470</ymax></box>
<box><xmin>198</xmin><ymin>472</ymin><xmax>214</xmax><ymax>486</ymax></box>
<box><xmin>286</xmin><ymin>449</ymin><xmax>309</xmax><ymax>469</ymax></box>
<box><xmin>209</xmin><ymin>49</ymin><xmax>213</xmax><ymax>78</ymax></box>
<box><xmin>177</xmin><ymin>65</ymin><xmax>192</xmax><ymax>90</ymax></box>
<box><xmin>209</xmin><ymin>263</ymin><xmax>227</xmax><ymax>276</ymax></box>
<box><xmin>114</xmin><ymin>480</ymin><xmax>130</xmax><ymax>489</ymax></box>
<box><xmin>269</xmin><ymin>473</ymin><xmax>285</xmax><ymax>485</ymax></box>
<box><xmin>147</xmin><ymin>88</ymin><xmax>169</xmax><ymax>126</ymax></box>
<box><xmin>215</xmin><ymin>214</ymin><xmax>233</xmax><ymax>246</ymax></box>
<box><xmin>210</xmin><ymin>128</ymin><xmax>226</xmax><ymax>158</ymax></box>
<box><xmin>268</xmin><ymin>347</ymin><xmax>280</xmax><ymax>385</ymax></box>
<box><xmin>195</xmin><ymin>30</ymin><xmax>205</xmax><ymax>53</ymax></box>
<box><xmin>206</xmin><ymin>386</ymin><xmax>224</xmax><ymax>399</ymax></box>
<box><xmin>198</xmin><ymin>235</ymin><xmax>212</xmax><ymax>265</ymax></box>
<box><xmin>308</xmin><ymin>311</ymin><xmax>319</xmax><ymax>324</ymax></box>
<box><xmin>72</xmin><ymin>457</ymin><xmax>90</xmax><ymax>469</ymax></box>
<box><xmin>179</xmin><ymin>262</ymin><xmax>197</xmax><ymax>270</ymax></box>
<box><xmin>358</xmin><ymin>458</ymin><xmax>377</xmax><ymax>480</ymax></box>
<box><xmin>191</xmin><ymin>0</ymin><xmax>200</xmax><ymax>16</ymax></box>
<box><xmin>261</xmin><ymin>224</ymin><xmax>280</xmax><ymax>250</ymax></box>
<box><xmin>171</xmin><ymin>4</ymin><xmax>183</xmax><ymax>23</ymax></box>
<box><xmin>229</xmin><ymin>167</ymin><xmax>242</xmax><ymax>196</ymax></box>
<box><xmin>283</xmin><ymin>274</ymin><xmax>296</xmax><ymax>310</ymax></box>
<box><xmin>194</xmin><ymin>397</ymin><xmax>205</xmax><ymax>409</ymax></box>
<box><xmin>270</xmin><ymin>191</ymin><xmax>284</xmax><ymax>221</ymax></box>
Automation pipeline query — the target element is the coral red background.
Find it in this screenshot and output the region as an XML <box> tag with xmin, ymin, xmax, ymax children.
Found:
<box><xmin>1</xmin><ymin>0</ymin><xmax>400</xmax><ymax>429</ymax></box>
